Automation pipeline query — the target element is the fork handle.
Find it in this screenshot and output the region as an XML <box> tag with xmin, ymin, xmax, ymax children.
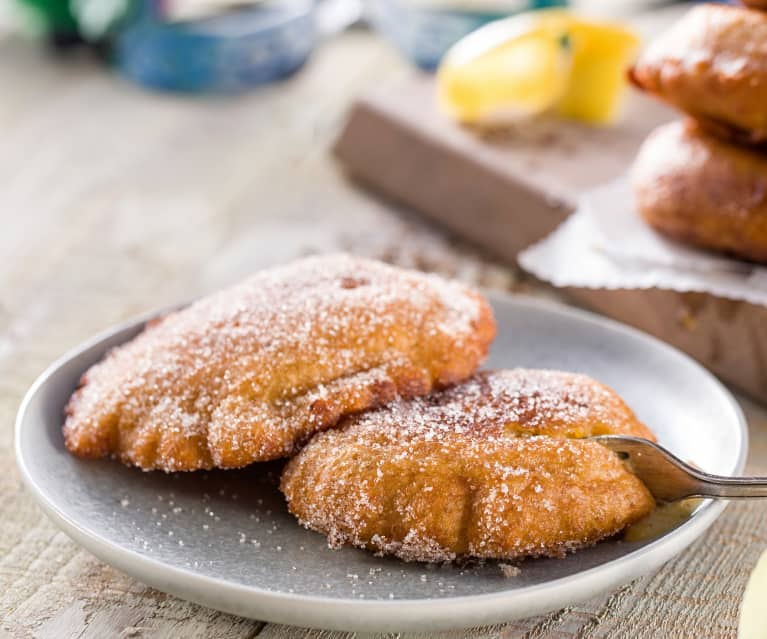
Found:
<box><xmin>690</xmin><ymin>475</ymin><xmax>767</xmax><ymax>499</ymax></box>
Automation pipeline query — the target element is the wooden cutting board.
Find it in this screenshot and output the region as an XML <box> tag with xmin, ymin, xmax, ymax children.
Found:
<box><xmin>334</xmin><ymin>75</ymin><xmax>767</xmax><ymax>403</ymax></box>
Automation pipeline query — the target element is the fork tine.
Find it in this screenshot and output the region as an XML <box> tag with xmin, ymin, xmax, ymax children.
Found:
<box><xmin>592</xmin><ymin>436</ymin><xmax>704</xmax><ymax>502</ymax></box>
<box><xmin>593</xmin><ymin>435</ymin><xmax>767</xmax><ymax>501</ymax></box>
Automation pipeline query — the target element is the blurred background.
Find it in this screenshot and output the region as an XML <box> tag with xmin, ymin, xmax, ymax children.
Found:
<box><xmin>0</xmin><ymin>0</ymin><xmax>694</xmax><ymax>297</ymax></box>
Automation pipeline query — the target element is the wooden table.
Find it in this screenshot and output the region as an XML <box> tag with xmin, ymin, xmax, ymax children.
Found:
<box><xmin>2</xmin><ymin>22</ymin><xmax>767</xmax><ymax>639</ymax></box>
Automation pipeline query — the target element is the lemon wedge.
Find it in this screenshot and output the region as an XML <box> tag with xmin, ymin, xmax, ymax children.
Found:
<box><xmin>556</xmin><ymin>17</ymin><xmax>639</xmax><ymax>124</ymax></box>
<box><xmin>437</xmin><ymin>12</ymin><xmax>572</xmax><ymax>125</ymax></box>
<box><xmin>437</xmin><ymin>10</ymin><xmax>639</xmax><ymax>126</ymax></box>
<box><xmin>739</xmin><ymin>549</ymin><xmax>767</xmax><ymax>639</ymax></box>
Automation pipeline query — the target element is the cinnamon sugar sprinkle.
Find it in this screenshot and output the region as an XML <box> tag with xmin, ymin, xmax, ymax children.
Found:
<box><xmin>282</xmin><ymin>370</ymin><xmax>655</xmax><ymax>563</ymax></box>
<box><xmin>64</xmin><ymin>253</ymin><xmax>494</xmax><ymax>471</ymax></box>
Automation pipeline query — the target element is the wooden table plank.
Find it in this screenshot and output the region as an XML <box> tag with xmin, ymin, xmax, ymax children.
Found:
<box><xmin>0</xmin><ymin>23</ymin><xmax>765</xmax><ymax>639</ymax></box>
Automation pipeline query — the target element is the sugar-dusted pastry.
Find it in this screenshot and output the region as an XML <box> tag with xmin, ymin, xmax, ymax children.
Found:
<box><xmin>629</xmin><ymin>4</ymin><xmax>767</xmax><ymax>145</ymax></box>
<box><xmin>64</xmin><ymin>254</ymin><xmax>496</xmax><ymax>471</ymax></box>
<box><xmin>281</xmin><ymin>369</ymin><xmax>655</xmax><ymax>563</ymax></box>
<box><xmin>632</xmin><ymin>120</ymin><xmax>767</xmax><ymax>263</ymax></box>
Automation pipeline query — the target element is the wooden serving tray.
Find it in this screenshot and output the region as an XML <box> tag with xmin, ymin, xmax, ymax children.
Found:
<box><xmin>334</xmin><ymin>76</ymin><xmax>767</xmax><ymax>403</ymax></box>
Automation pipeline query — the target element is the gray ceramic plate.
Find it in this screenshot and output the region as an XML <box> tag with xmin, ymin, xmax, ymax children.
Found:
<box><xmin>15</xmin><ymin>292</ymin><xmax>747</xmax><ymax>632</ymax></box>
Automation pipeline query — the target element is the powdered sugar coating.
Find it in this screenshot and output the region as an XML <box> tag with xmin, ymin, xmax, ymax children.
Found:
<box><xmin>63</xmin><ymin>254</ymin><xmax>495</xmax><ymax>471</ymax></box>
<box><xmin>281</xmin><ymin>369</ymin><xmax>656</xmax><ymax>563</ymax></box>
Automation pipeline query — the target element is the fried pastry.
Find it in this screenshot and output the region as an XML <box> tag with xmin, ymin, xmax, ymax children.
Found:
<box><xmin>633</xmin><ymin>120</ymin><xmax>767</xmax><ymax>263</ymax></box>
<box><xmin>64</xmin><ymin>254</ymin><xmax>495</xmax><ymax>471</ymax></box>
<box><xmin>281</xmin><ymin>369</ymin><xmax>655</xmax><ymax>563</ymax></box>
<box><xmin>629</xmin><ymin>4</ymin><xmax>767</xmax><ymax>145</ymax></box>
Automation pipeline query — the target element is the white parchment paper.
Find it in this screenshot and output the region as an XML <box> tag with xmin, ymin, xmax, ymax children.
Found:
<box><xmin>518</xmin><ymin>177</ymin><xmax>767</xmax><ymax>307</ymax></box>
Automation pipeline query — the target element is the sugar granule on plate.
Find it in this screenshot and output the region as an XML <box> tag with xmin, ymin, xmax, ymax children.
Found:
<box><xmin>499</xmin><ymin>564</ymin><xmax>521</xmax><ymax>578</ymax></box>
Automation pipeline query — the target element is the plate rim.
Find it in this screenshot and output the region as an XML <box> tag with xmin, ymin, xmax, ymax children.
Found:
<box><xmin>14</xmin><ymin>291</ymin><xmax>749</xmax><ymax>631</ymax></box>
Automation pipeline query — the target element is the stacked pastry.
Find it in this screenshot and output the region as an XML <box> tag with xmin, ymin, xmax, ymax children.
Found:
<box><xmin>64</xmin><ymin>255</ymin><xmax>656</xmax><ymax>563</ymax></box>
<box><xmin>630</xmin><ymin>2</ymin><xmax>767</xmax><ymax>264</ymax></box>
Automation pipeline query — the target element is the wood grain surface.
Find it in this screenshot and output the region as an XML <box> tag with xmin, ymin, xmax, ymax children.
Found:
<box><xmin>1</xmin><ymin>21</ymin><xmax>767</xmax><ymax>639</ymax></box>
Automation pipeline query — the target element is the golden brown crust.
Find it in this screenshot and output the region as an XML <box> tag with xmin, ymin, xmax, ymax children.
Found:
<box><xmin>632</xmin><ymin>120</ymin><xmax>767</xmax><ymax>263</ymax></box>
<box><xmin>630</xmin><ymin>4</ymin><xmax>767</xmax><ymax>145</ymax></box>
<box><xmin>64</xmin><ymin>254</ymin><xmax>496</xmax><ymax>471</ymax></box>
<box><xmin>742</xmin><ymin>0</ymin><xmax>767</xmax><ymax>10</ymax></box>
<box><xmin>281</xmin><ymin>369</ymin><xmax>655</xmax><ymax>563</ymax></box>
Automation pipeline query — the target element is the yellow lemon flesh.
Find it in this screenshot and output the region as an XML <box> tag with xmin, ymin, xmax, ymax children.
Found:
<box><xmin>557</xmin><ymin>18</ymin><xmax>639</xmax><ymax>124</ymax></box>
<box><xmin>437</xmin><ymin>12</ymin><xmax>572</xmax><ymax>125</ymax></box>
<box><xmin>437</xmin><ymin>10</ymin><xmax>639</xmax><ymax>126</ymax></box>
<box><xmin>739</xmin><ymin>549</ymin><xmax>767</xmax><ymax>639</ymax></box>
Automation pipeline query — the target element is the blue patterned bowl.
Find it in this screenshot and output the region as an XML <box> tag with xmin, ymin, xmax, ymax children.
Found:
<box><xmin>114</xmin><ymin>1</ymin><xmax>316</xmax><ymax>93</ymax></box>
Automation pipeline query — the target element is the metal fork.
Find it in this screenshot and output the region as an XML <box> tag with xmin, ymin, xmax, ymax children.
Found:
<box><xmin>592</xmin><ymin>436</ymin><xmax>767</xmax><ymax>502</ymax></box>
